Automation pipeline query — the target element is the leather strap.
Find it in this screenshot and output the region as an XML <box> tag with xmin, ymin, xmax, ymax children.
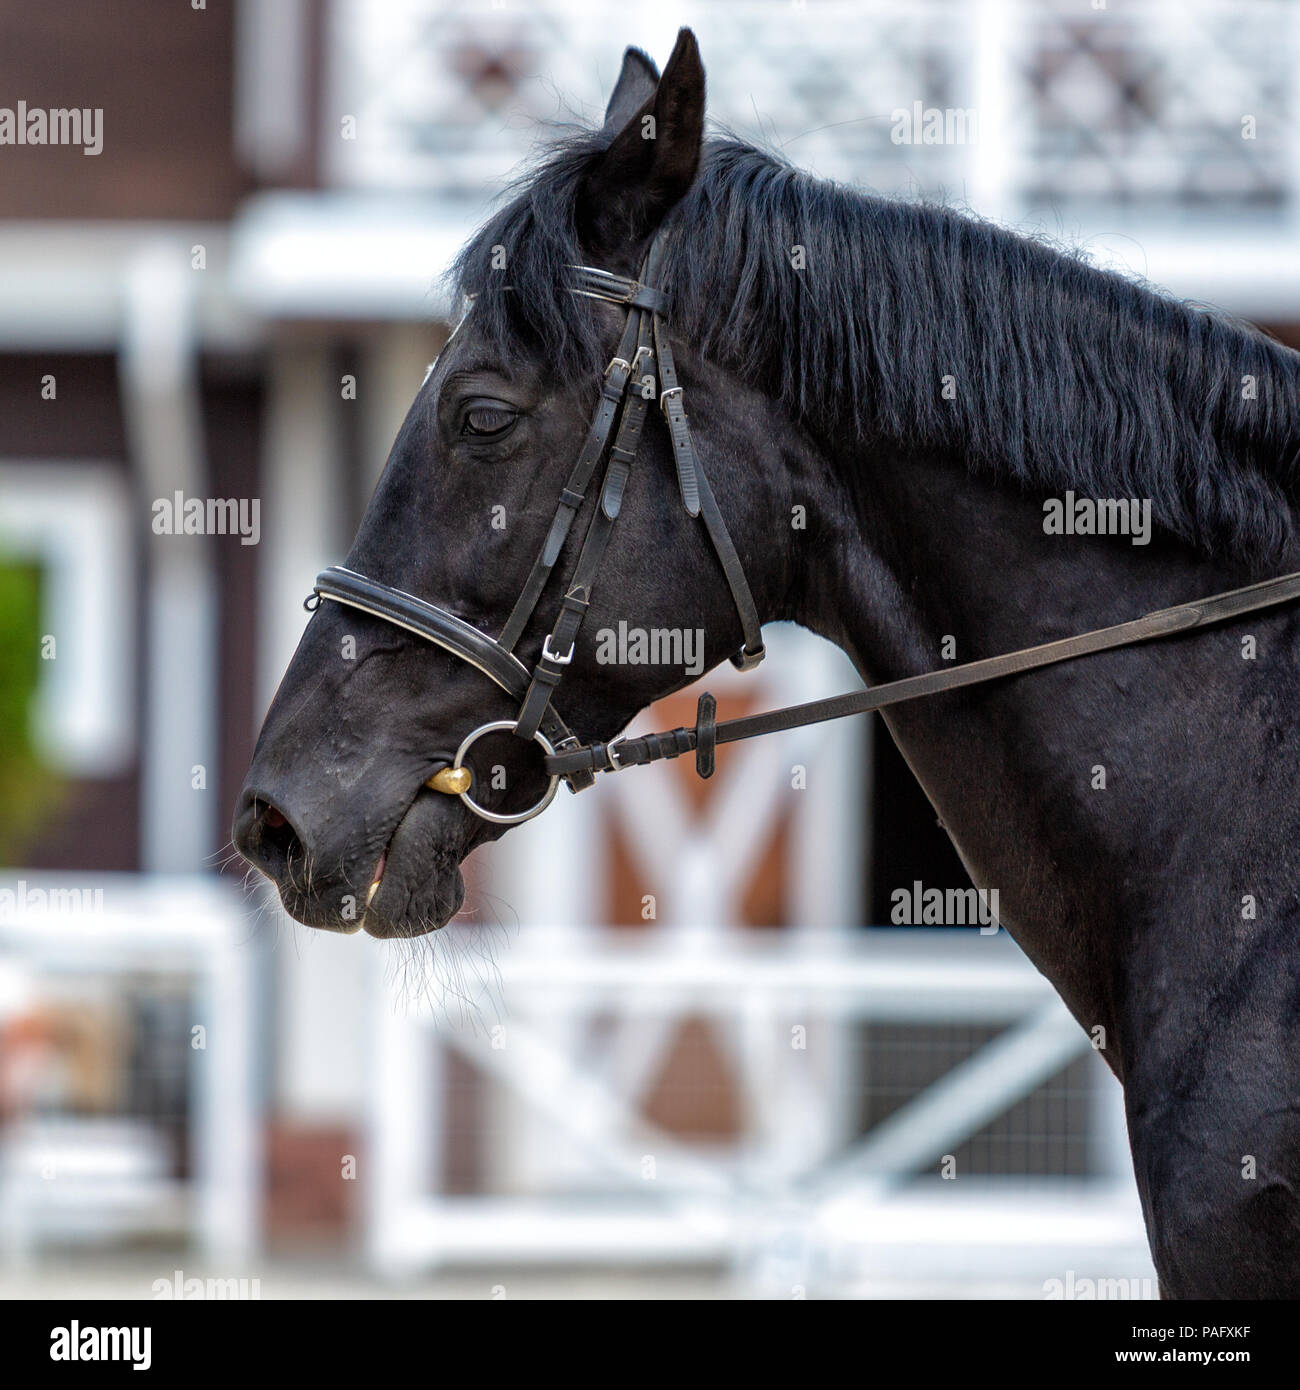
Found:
<box><xmin>651</xmin><ymin>306</ymin><xmax>764</xmax><ymax>671</ymax></box>
<box><xmin>546</xmin><ymin>568</ymin><xmax>1300</xmax><ymax>780</ymax></box>
<box><xmin>694</xmin><ymin>691</ymin><xmax>717</xmax><ymax>779</ymax></box>
<box><xmin>655</xmin><ymin>320</ymin><xmax>701</xmax><ymax>517</ymax></box>
<box><xmin>639</xmin><ymin>237</ymin><xmax>699</xmax><ymax>517</ymax></box>
<box><xmin>313</xmin><ymin>567</ymin><xmax>533</xmax><ymax>698</ymax></box>
<box><xmin>691</xmin><ymin>440</ymin><xmax>766</xmax><ymax>671</ymax></box>
<box><xmin>567</xmin><ymin>265</ymin><xmax>670</xmax><ymax>315</ymax></box>
<box><xmin>498</xmin><ymin>310</ymin><xmax>642</xmax><ymax>652</ymax></box>
<box><xmin>308</xmin><ymin>566</ymin><xmax>593</xmax><ymax>787</ymax></box>
<box><xmin>513</xmin><ymin>235</ymin><xmax>765</xmax><ymax>746</ymax></box>
<box><xmin>515</xmin><ymin>305</ymin><xmax>657</xmax><ymax>741</ymax></box>
<box><xmin>573</xmin><ymin>233</ymin><xmax>764</xmax><ymax>673</ymax></box>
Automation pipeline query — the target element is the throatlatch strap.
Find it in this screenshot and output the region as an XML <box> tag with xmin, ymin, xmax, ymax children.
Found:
<box><xmin>651</xmin><ymin>314</ymin><xmax>764</xmax><ymax>671</ymax></box>
<box><xmin>653</xmin><ymin>316</ymin><xmax>701</xmax><ymax>517</ymax></box>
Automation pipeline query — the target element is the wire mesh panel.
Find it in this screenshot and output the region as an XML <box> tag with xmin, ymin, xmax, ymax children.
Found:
<box><xmin>326</xmin><ymin>1</ymin><xmax>978</xmax><ymax>198</ymax></box>
<box><xmin>858</xmin><ymin>1022</ymin><xmax>1100</xmax><ymax>1179</ymax></box>
<box><xmin>1014</xmin><ymin>0</ymin><xmax>1298</xmax><ymax>209</ymax></box>
<box><xmin>327</xmin><ymin>0</ymin><xmax>1300</xmax><ymax>217</ymax></box>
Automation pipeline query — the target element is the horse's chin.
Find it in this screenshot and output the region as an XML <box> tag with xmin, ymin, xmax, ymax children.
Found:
<box><xmin>361</xmin><ymin>863</ymin><xmax>465</xmax><ymax>939</ymax></box>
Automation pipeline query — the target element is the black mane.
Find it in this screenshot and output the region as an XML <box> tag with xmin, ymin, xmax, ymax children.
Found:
<box><xmin>453</xmin><ymin>133</ymin><xmax>1300</xmax><ymax>562</ymax></box>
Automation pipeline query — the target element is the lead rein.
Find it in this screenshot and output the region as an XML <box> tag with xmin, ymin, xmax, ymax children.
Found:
<box><xmin>545</xmin><ymin>568</ymin><xmax>1300</xmax><ymax>783</ymax></box>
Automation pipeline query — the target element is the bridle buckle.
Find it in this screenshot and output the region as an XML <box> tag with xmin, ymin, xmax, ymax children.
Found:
<box><xmin>605</xmin><ymin>734</ymin><xmax>630</xmax><ymax>772</ymax></box>
<box><xmin>542</xmin><ymin>634</ymin><xmax>575</xmax><ymax>666</ymax></box>
<box><xmin>730</xmin><ymin>642</ymin><xmax>766</xmax><ymax>672</ymax></box>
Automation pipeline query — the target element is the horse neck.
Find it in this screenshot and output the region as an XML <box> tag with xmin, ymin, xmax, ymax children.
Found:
<box><xmin>797</xmin><ymin>443</ymin><xmax>1256</xmax><ymax>683</ymax></box>
<box><xmin>785</xmin><ymin>439</ymin><xmax>1293</xmax><ymax>1036</ymax></box>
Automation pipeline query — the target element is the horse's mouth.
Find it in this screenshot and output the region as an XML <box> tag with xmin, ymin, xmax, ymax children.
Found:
<box><xmin>365</xmin><ymin>846</ymin><xmax>389</xmax><ymax>913</ymax></box>
<box><xmin>357</xmin><ymin>786</ymin><xmax>471</xmax><ymax>938</ymax></box>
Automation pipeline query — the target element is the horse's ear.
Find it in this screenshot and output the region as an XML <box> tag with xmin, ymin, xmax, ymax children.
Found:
<box><xmin>579</xmin><ymin>28</ymin><xmax>705</xmax><ymax>265</ymax></box>
<box><xmin>602</xmin><ymin>47</ymin><xmax>659</xmax><ymax>133</ymax></box>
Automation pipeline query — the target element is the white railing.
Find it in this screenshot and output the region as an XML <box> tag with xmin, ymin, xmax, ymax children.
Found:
<box><xmin>365</xmin><ymin>927</ymin><xmax>1154</xmax><ymax>1295</ymax></box>
<box><xmin>0</xmin><ymin>874</ymin><xmax>260</xmax><ymax>1265</ymax></box>
<box><xmin>360</xmin><ymin>623</ymin><xmax>1151</xmax><ymax>1295</ymax></box>
<box><xmin>326</xmin><ymin>0</ymin><xmax>1300</xmax><ymax>220</ymax></box>
<box><xmin>227</xmin><ymin>1</ymin><xmax>1300</xmax><ymax>322</ymax></box>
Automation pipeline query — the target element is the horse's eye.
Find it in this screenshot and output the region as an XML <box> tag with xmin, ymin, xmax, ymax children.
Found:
<box><xmin>462</xmin><ymin>404</ymin><xmax>517</xmax><ymax>438</ymax></box>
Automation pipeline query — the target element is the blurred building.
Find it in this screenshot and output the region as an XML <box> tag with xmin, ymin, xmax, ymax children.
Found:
<box><xmin>2</xmin><ymin>0</ymin><xmax>1295</xmax><ymax>1292</ymax></box>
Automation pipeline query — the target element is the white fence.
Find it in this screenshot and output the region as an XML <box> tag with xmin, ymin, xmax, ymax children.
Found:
<box><xmin>0</xmin><ymin>874</ymin><xmax>260</xmax><ymax>1265</ymax></box>
<box><xmin>365</xmin><ymin>927</ymin><xmax>1154</xmax><ymax>1296</ymax></box>
<box><xmin>327</xmin><ymin>0</ymin><xmax>1300</xmax><ymax>218</ymax></box>
<box><xmin>361</xmin><ymin>625</ymin><xmax>1153</xmax><ymax>1296</ymax></box>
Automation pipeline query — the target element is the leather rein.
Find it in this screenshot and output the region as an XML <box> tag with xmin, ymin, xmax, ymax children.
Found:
<box><xmin>308</xmin><ymin>229</ymin><xmax>1300</xmax><ymax>824</ymax></box>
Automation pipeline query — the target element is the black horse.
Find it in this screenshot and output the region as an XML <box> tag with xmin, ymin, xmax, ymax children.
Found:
<box><xmin>235</xmin><ymin>31</ymin><xmax>1300</xmax><ymax>1297</ymax></box>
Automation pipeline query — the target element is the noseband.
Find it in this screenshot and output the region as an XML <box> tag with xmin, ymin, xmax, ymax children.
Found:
<box><xmin>308</xmin><ymin>230</ymin><xmax>1300</xmax><ymax>825</ymax></box>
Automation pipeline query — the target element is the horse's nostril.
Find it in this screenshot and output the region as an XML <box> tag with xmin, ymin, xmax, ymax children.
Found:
<box><xmin>235</xmin><ymin>793</ymin><xmax>307</xmax><ymax>887</ymax></box>
<box><xmin>257</xmin><ymin>799</ymin><xmax>300</xmax><ymax>863</ymax></box>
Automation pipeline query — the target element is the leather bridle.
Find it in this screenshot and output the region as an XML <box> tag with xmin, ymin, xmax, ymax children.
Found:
<box><xmin>308</xmin><ymin>229</ymin><xmax>1300</xmax><ymax>825</ymax></box>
